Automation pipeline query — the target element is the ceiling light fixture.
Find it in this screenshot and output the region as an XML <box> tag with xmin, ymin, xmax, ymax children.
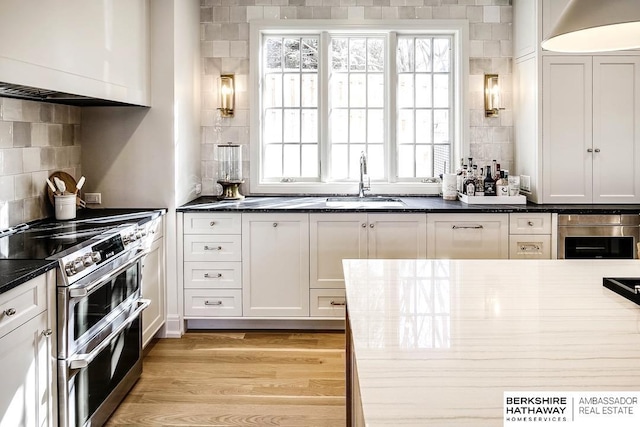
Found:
<box><xmin>541</xmin><ymin>0</ymin><xmax>640</xmax><ymax>53</ymax></box>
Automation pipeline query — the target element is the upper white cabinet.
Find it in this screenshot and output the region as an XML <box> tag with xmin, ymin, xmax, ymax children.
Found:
<box><xmin>513</xmin><ymin>0</ymin><xmax>640</xmax><ymax>204</ymax></box>
<box><xmin>0</xmin><ymin>0</ymin><xmax>149</xmax><ymax>105</ymax></box>
<box><xmin>427</xmin><ymin>214</ymin><xmax>509</xmax><ymax>259</ymax></box>
<box><xmin>242</xmin><ymin>213</ymin><xmax>310</xmax><ymax>317</ymax></box>
<box><xmin>542</xmin><ymin>56</ymin><xmax>640</xmax><ymax>203</ymax></box>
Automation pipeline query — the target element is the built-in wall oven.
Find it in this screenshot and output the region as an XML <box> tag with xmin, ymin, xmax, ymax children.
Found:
<box><xmin>558</xmin><ymin>214</ymin><xmax>640</xmax><ymax>259</ymax></box>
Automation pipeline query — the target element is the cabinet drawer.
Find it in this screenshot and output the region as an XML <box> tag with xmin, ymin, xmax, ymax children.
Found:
<box><xmin>509</xmin><ymin>213</ymin><xmax>551</xmax><ymax>234</ymax></box>
<box><xmin>0</xmin><ymin>276</ymin><xmax>47</xmax><ymax>339</ymax></box>
<box><xmin>184</xmin><ymin>289</ymin><xmax>242</xmax><ymax>317</ymax></box>
<box><xmin>183</xmin><ymin>213</ymin><xmax>241</xmax><ymax>235</ymax></box>
<box><xmin>184</xmin><ymin>262</ymin><xmax>241</xmax><ymax>289</ymax></box>
<box><xmin>310</xmin><ymin>289</ymin><xmax>346</xmax><ymax>318</ymax></box>
<box><xmin>184</xmin><ymin>235</ymin><xmax>241</xmax><ymax>262</ymax></box>
<box><xmin>509</xmin><ymin>235</ymin><xmax>552</xmax><ymax>259</ymax></box>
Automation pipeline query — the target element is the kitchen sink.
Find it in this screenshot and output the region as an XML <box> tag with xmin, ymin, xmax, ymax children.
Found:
<box><xmin>325</xmin><ymin>196</ymin><xmax>406</xmax><ymax>207</ymax></box>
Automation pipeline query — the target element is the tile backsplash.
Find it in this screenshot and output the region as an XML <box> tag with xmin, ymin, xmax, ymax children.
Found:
<box><xmin>200</xmin><ymin>0</ymin><xmax>514</xmax><ymax>195</ymax></box>
<box><xmin>0</xmin><ymin>97</ymin><xmax>81</xmax><ymax>228</ymax></box>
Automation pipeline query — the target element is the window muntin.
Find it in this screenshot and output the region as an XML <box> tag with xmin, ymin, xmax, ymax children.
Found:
<box><xmin>252</xmin><ymin>21</ymin><xmax>467</xmax><ymax>194</ymax></box>
<box><xmin>262</xmin><ymin>36</ymin><xmax>320</xmax><ymax>180</ymax></box>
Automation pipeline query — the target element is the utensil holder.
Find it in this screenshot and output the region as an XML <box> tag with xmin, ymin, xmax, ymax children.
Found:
<box><xmin>55</xmin><ymin>194</ymin><xmax>76</xmax><ymax>220</ymax></box>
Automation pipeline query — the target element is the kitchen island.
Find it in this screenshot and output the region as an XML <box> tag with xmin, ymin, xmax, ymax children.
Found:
<box><xmin>343</xmin><ymin>259</ymin><xmax>640</xmax><ymax>426</ymax></box>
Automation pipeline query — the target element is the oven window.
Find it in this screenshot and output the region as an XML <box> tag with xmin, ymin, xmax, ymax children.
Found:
<box><xmin>74</xmin><ymin>263</ymin><xmax>140</xmax><ymax>340</ymax></box>
<box><xmin>74</xmin><ymin>318</ymin><xmax>141</xmax><ymax>426</ymax></box>
<box><xmin>564</xmin><ymin>236</ymin><xmax>634</xmax><ymax>259</ymax></box>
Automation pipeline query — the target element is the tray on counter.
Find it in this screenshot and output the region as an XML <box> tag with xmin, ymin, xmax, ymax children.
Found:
<box><xmin>458</xmin><ymin>193</ymin><xmax>527</xmax><ymax>205</ymax></box>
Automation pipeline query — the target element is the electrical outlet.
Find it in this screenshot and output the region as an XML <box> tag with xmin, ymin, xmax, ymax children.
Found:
<box><xmin>195</xmin><ymin>183</ymin><xmax>202</xmax><ymax>195</ymax></box>
<box><xmin>85</xmin><ymin>193</ymin><xmax>102</xmax><ymax>204</ymax></box>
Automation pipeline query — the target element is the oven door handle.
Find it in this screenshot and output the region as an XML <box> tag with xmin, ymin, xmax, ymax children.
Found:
<box><xmin>69</xmin><ymin>249</ymin><xmax>148</xmax><ymax>298</ymax></box>
<box><xmin>67</xmin><ymin>298</ymin><xmax>150</xmax><ymax>370</ymax></box>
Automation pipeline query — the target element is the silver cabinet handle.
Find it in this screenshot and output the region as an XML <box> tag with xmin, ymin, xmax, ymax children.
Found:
<box><xmin>204</xmin><ymin>273</ymin><xmax>223</xmax><ymax>278</ymax></box>
<box><xmin>369</xmin><ymin>224</ymin><xmax>375</xmax><ymax>228</ymax></box>
<box><xmin>42</xmin><ymin>329</ymin><xmax>53</xmax><ymax>338</ymax></box>
<box><xmin>527</xmin><ymin>221</ymin><xmax>534</xmax><ymax>226</ymax></box>
<box><xmin>4</xmin><ymin>308</ymin><xmax>16</xmax><ymax>316</ymax></box>
<box><xmin>210</xmin><ymin>221</ymin><xmax>216</xmax><ymax>226</ymax></box>
<box><xmin>68</xmin><ymin>299</ymin><xmax>150</xmax><ymax>370</ymax></box>
<box><xmin>330</xmin><ymin>301</ymin><xmax>346</xmax><ymax>306</ymax></box>
<box><xmin>452</xmin><ymin>225</ymin><xmax>483</xmax><ymax>229</ymax></box>
<box><xmin>273</xmin><ymin>223</ymin><xmax>278</xmax><ymax>227</ymax></box>
<box><xmin>205</xmin><ymin>300</ymin><xmax>222</xmax><ymax>306</ymax></box>
<box><xmin>520</xmin><ymin>244</ymin><xmax>541</xmax><ymax>251</ymax></box>
<box><xmin>204</xmin><ymin>245</ymin><xmax>222</xmax><ymax>251</ymax></box>
<box><xmin>594</xmin><ymin>148</ymin><xmax>600</xmax><ymax>153</ymax></box>
<box><xmin>587</xmin><ymin>148</ymin><xmax>593</xmax><ymax>153</ymax></box>
<box><xmin>361</xmin><ymin>223</ymin><xmax>366</xmax><ymax>228</ymax></box>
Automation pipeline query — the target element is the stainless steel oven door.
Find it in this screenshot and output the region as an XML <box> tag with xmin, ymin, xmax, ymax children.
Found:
<box><xmin>557</xmin><ymin>216</ymin><xmax>640</xmax><ymax>259</ymax></box>
<box><xmin>57</xmin><ymin>249</ymin><xmax>147</xmax><ymax>359</ymax></box>
<box><xmin>58</xmin><ymin>298</ymin><xmax>149</xmax><ymax>427</ymax></box>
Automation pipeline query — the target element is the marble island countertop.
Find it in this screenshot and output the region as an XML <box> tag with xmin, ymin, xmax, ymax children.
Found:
<box><xmin>179</xmin><ymin>195</ymin><xmax>640</xmax><ymax>214</ymax></box>
<box><xmin>343</xmin><ymin>259</ymin><xmax>640</xmax><ymax>426</ymax></box>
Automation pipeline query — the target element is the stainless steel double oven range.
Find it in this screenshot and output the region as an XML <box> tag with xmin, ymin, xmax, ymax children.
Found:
<box><xmin>0</xmin><ymin>214</ymin><xmax>159</xmax><ymax>427</ymax></box>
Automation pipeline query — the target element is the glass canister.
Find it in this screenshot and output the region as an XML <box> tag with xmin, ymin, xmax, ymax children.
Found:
<box><xmin>217</xmin><ymin>142</ymin><xmax>242</xmax><ymax>183</ymax></box>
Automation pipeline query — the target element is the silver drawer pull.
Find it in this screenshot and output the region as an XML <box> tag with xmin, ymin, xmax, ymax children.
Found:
<box><xmin>361</xmin><ymin>223</ymin><xmax>366</xmax><ymax>228</ymax></box>
<box><xmin>204</xmin><ymin>273</ymin><xmax>223</xmax><ymax>278</ymax></box>
<box><xmin>527</xmin><ymin>221</ymin><xmax>534</xmax><ymax>226</ymax></box>
<box><xmin>330</xmin><ymin>301</ymin><xmax>346</xmax><ymax>306</ymax></box>
<box><xmin>42</xmin><ymin>329</ymin><xmax>53</xmax><ymax>338</ymax></box>
<box><xmin>204</xmin><ymin>245</ymin><xmax>222</xmax><ymax>251</ymax></box>
<box><xmin>452</xmin><ymin>225</ymin><xmax>483</xmax><ymax>230</ymax></box>
<box><xmin>210</xmin><ymin>221</ymin><xmax>216</xmax><ymax>226</ymax></box>
<box><xmin>520</xmin><ymin>244</ymin><xmax>541</xmax><ymax>251</ymax></box>
<box><xmin>205</xmin><ymin>300</ymin><xmax>223</xmax><ymax>306</ymax></box>
<box><xmin>4</xmin><ymin>308</ymin><xmax>16</xmax><ymax>317</ymax></box>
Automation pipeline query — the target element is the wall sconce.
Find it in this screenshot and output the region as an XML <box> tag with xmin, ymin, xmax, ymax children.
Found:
<box><xmin>218</xmin><ymin>74</ymin><xmax>235</xmax><ymax>118</ymax></box>
<box><xmin>484</xmin><ymin>74</ymin><xmax>503</xmax><ymax>118</ymax></box>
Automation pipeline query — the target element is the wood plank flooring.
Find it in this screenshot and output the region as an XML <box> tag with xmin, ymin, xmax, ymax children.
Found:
<box><xmin>105</xmin><ymin>331</ymin><xmax>346</xmax><ymax>427</ymax></box>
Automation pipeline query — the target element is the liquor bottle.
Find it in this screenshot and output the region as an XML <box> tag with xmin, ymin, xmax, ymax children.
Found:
<box><xmin>483</xmin><ymin>165</ymin><xmax>496</xmax><ymax>196</ymax></box>
<box><xmin>496</xmin><ymin>170</ymin><xmax>509</xmax><ymax>196</ymax></box>
<box><xmin>456</xmin><ymin>158</ymin><xmax>464</xmax><ymax>194</ymax></box>
<box><xmin>494</xmin><ymin>163</ymin><xmax>501</xmax><ymax>181</ymax></box>
<box><xmin>476</xmin><ymin>167</ymin><xmax>484</xmax><ymax>196</ymax></box>
<box><xmin>464</xmin><ymin>165</ymin><xmax>476</xmax><ymax>196</ymax></box>
<box><xmin>459</xmin><ymin>164</ymin><xmax>468</xmax><ymax>194</ymax></box>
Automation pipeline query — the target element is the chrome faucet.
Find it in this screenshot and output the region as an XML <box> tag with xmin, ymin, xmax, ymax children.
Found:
<box><xmin>358</xmin><ymin>151</ymin><xmax>370</xmax><ymax>198</ymax></box>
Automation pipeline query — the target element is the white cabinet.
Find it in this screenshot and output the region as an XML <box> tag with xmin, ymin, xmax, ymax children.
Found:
<box><xmin>542</xmin><ymin>56</ymin><xmax>640</xmax><ymax>203</ymax></box>
<box><xmin>142</xmin><ymin>219</ymin><xmax>166</xmax><ymax>348</ymax></box>
<box><xmin>427</xmin><ymin>214</ymin><xmax>509</xmax><ymax>259</ymax></box>
<box><xmin>183</xmin><ymin>213</ymin><xmax>243</xmax><ymax>318</ymax></box>
<box><xmin>309</xmin><ymin>213</ymin><xmax>426</xmax><ymax>318</ymax></box>
<box><xmin>0</xmin><ymin>0</ymin><xmax>149</xmax><ymax>105</ymax></box>
<box><xmin>0</xmin><ymin>273</ymin><xmax>55</xmax><ymax>427</ymax></box>
<box><xmin>508</xmin><ymin>213</ymin><xmax>553</xmax><ymax>259</ymax></box>
<box><xmin>242</xmin><ymin>213</ymin><xmax>310</xmax><ymax>317</ymax></box>
<box><xmin>513</xmin><ymin>0</ymin><xmax>640</xmax><ymax>204</ymax></box>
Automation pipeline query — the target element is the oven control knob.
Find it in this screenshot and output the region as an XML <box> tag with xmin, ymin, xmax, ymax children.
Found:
<box><xmin>65</xmin><ymin>262</ymin><xmax>75</xmax><ymax>276</ymax></box>
<box><xmin>91</xmin><ymin>252</ymin><xmax>101</xmax><ymax>263</ymax></box>
<box><xmin>73</xmin><ymin>258</ymin><xmax>85</xmax><ymax>273</ymax></box>
<box><xmin>82</xmin><ymin>254</ymin><xmax>94</xmax><ymax>267</ymax></box>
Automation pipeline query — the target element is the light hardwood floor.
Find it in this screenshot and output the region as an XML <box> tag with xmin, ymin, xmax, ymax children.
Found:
<box><xmin>105</xmin><ymin>331</ymin><xmax>346</xmax><ymax>427</ymax></box>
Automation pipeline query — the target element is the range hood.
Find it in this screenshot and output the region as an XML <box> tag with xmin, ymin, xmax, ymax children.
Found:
<box><xmin>0</xmin><ymin>82</ymin><xmax>141</xmax><ymax>107</ymax></box>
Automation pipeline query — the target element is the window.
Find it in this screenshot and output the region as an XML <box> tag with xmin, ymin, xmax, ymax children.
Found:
<box><xmin>250</xmin><ymin>20</ymin><xmax>468</xmax><ymax>194</ymax></box>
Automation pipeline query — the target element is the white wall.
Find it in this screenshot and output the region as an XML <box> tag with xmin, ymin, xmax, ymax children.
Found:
<box><xmin>81</xmin><ymin>0</ymin><xmax>201</xmax><ymax>339</ymax></box>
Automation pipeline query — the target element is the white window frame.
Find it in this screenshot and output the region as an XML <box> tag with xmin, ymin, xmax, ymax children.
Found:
<box><xmin>249</xmin><ymin>19</ymin><xmax>469</xmax><ymax>195</ymax></box>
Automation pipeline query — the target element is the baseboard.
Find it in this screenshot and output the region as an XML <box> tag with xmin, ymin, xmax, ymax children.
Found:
<box><xmin>186</xmin><ymin>318</ymin><xmax>345</xmax><ymax>331</ymax></box>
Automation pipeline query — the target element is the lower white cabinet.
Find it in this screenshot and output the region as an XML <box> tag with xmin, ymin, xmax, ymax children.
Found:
<box><xmin>0</xmin><ymin>273</ymin><xmax>55</xmax><ymax>427</ymax></box>
<box><xmin>184</xmin><ymin>289</ymin><xmax>243</xmax><ymax>317</ymax></box>
<box><xmin>142</xmin><ymin>222</ymin><xmax>166</xmax><ymax>348</ymax></box>
<box><xmin>242</xmin><ymin>213</ymin><xmax>310</xmax><ymax>317</ymax></box>
<box><xmin>427</xmin><ymin>214</ymin><xmax>509</xmax><ymax>259</ymax></box>
<box><xmin>310</xmin><ymin>289</ymin><xmax>346</xmax><ymax>318</ymax></box>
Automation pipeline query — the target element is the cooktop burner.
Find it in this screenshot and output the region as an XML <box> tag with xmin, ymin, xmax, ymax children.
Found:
<box><xmin>0</xmin><ymin>217</ymin><xmax>138</xmax><ymax>260</ymax></box>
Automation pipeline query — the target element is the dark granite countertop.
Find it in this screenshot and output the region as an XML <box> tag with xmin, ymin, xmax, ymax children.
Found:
<box><xmin>0</xmin><ymin>260</ymin><xmax>58</xmax><ymax>295</ymax></box>
<box><xmin>0</xmin><ymin>208</ymin><xmax>166</xmax><ymax>294</ymax></box>
<box><xmin>178</xmin><ymin>195</ymin><xmax>640</xmax><ymax>214</ymax></box>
